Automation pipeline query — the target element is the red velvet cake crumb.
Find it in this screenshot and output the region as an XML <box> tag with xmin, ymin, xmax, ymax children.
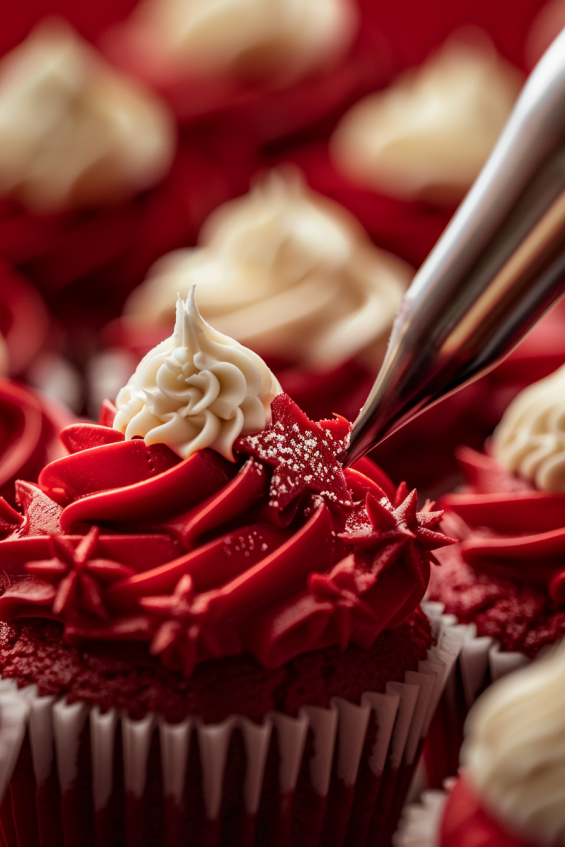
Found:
<box><xmin>427</xmin><ymin>446</ymin><xmax>565</xmax><ymax>659</ymax></box>
<box><xmin>0</xmin><ymin>608</ymin><xmax>432</xmax><ymax>724</ymax></box>
<box><xmin>429</xmin><ymin>548</ymin><xmax>565</xmax><ymax>658</ymax></box>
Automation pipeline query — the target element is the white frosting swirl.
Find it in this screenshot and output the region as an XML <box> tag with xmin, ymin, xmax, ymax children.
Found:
<box><xmin>0</xmin><ymin>19</ymin><xmax>175</xmax><ymax>212</ymax></box>
<box><xmin>125</xmin><ymin>169</ymin><xmax>412</xmax><ymax>370</ymax></box>
<box><xmin>121</xmin><ymin>0</ymin><xmax>358</xmax><ymax>86</ymax></box>
<box><xmin>463</xmin><ymin>641</ymin><xmax>565</xmax><ymax>846</ymax></box>
<box><xmin>114</xmin><ymin>288</ymin><xmax>282</xmax><ymax>461</ymax></box>
<box><xmin>493</xmin><ymin>364</ymin><xmax>565</xmax><ymax>493</ymax></box>
<box><xmin>331</xmin><ymin>31</ymin><xmax>522</xmax><ymax>204</ymax></box>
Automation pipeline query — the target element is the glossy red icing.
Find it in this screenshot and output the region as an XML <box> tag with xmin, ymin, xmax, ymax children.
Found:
<box><xmin>440</xmin><ymin>774</ymin><xmax>538</xmax><ymax>847</ymax></box>
<box><xmin>0</xmin><ymin>394</ymin><xmax>450</xmax><ymax>675</ymax></box>
<box><xmin>429</xmin><ymin>446</ymin><xmax>565</xmax><ymax>657</ymax></box>
<box><xmin>0</xmin><ymin>380</ymin><xmax>71</xmax><ymax>507</ymax></box>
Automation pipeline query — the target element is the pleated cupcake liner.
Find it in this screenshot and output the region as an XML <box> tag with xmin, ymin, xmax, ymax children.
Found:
<box><xmin>392</xmin><ymin>780</ymin><xmax>454</xmax><ymax>847</ymax></box>
<box><xmin>421</xmin><ymin>601</ymin><xmax>532</xmax><ymax>787</ymax></box>
<box><xmin>0</xmin><ymin>606</ymin><xmax>463</xmax><ymax>847</ymax></box>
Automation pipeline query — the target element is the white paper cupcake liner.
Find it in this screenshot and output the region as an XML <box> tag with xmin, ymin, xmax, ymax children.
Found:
<box><xmin>0</xmin><ymin>606</ymin><xmax>464</xmax><ymax>847</ymax></box>
<box><xmin>0</xmin><ymin>681</ymin><xmax>30</xmax><ymax>802</ymax></box>
<box><xmin>421</xmin><ymin>601</ymin><xmax>533</xmax><ymax>787</ymax></box>
<box><xmin>392</xmin><ymin>781</ymin><xmax>454</xmax><ymax>847</ymax></box>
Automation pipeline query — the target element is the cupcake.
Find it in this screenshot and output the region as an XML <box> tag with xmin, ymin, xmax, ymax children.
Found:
<box><xmin>395</xmin><ymin>639</ymin><xmax>565</xmax><ymax>847</ymax></box>
<box><xmin>104</xmin><ymin>0</ymin><xmax>390</xmax><ymax>146</ymax></box>
<box><xmin>0</xmin><ymin>19</ymin><xmax>247</xmax><ymax>331</ymax></box>
<box><xmin>423</xmin><ymin>363</ymin><xmax>565</xmax><ymax>782</ymax></box>
<box><xmin>0</xmin><ymin>290</ymin><xmax>458</xmax><ymax>847</ymax></box>
<box><xmin>274</xmin><ymin>29</ymin><xmax>522</xmax><ymax>270</ymax></box>
<box><xmin>331</xmin><ymin>30</ymin><xmax>522</xmax><ymax>206</ymax></box>
<box><xmin>103</xmin><ymin>167</ymin><xmax>413</xmax><ymax>422</ymax></box>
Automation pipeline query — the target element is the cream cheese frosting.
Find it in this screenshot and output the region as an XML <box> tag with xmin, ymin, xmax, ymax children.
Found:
<box><xmin>463</xmin><ymin>641</ymin><xmax>565</xmax><ymax>846</ymax></box>
<box><xmin>331</xmin><ymin>31</ymin><xmax>523</xmax><ymax>205</ymax></box>
<box><xmin>124</xmin><ymin>169</ymin><xmax>412</xmax><ymax>370</ymax></box>
<box><xmin>114</xmin><ymin>288</ymin><xmax>282</xmax><ymax>461</ymax></box>
<box><xmin>0</xmin><ymin>19</ymin><xmax>175</xmax><ymax>212</ymax></box>
<box><xmin>121</xmin><ymin>0</ymin><xmax>358</xmax><ymax>86</ymax></box>
<box><xmin>493</xmin><ymin>365</ymin><xmax>565</xmax><ymax>493</ymax></box>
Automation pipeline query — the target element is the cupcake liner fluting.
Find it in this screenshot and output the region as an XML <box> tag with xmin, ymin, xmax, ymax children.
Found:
<box><xmin>0</xmin><ymin>608</ymin><xmax>463</xmax><ymax>847</ymax></box>
<box><xmin>421</xmin><ymin>601</ymin><xmax>532</xmax><ymax>788</ymax></box>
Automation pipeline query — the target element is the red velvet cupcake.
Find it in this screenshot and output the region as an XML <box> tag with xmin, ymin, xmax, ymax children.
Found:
<box><xmin>101</xmin><ymin>167</ymin><xmax>413</xmax><ymax>424</ymax></box>
<box><xmin>395</xmin><ymin>642</ymin><xmax>565</xmax><ymax>847</ymax></box>
<box><xmin>269</xmin><ymin>28</ymin><xmax>522</xmax><ymax>270</ymax></box>
<box><xmin>103</xmin><ymin>0</ymin><xmax>392</xmax><ymax>148</ymax></box>
<box><xmin>423</xmin><ymin>363</ymin><xmax>565</xmax><ymax>782</ymax></box>
<box><xmin>0</xmin><ymin>293</ymin><xmax>457</xmax><ymax>847</ymax></box>
<box><xmin>0</xmin><ymin>19</ymin><xmax>255</xmax><ymax>333</ymax></box>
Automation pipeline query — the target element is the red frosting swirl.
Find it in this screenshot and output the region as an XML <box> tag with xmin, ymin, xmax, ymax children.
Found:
<box><xmin>439</xmin><ymin>447</ymin><xmax>565</xmax><ymax>605</ymax></box>
<box><xmin>427</xmin><ymin>445</ymin><xmax>565</xmax><ymax>658</ymax></box>
<box><xmin>0</xmin><ymin>380</ymin><xmax>71</xmax><ymax>509</ymax></box>
<box><xmin>0</xmin><ymin>394</ymin><xmax>451</xmax><ymax>675</ymax></box>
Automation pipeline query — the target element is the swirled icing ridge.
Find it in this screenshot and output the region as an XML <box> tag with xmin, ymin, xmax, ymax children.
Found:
<box><xmin>0</xmin><ymin>19</ymin><xmax>175</xmax><ymax>211</ymax></box>
<box><xmin>118</xmin><ymin>0</ymin><xmax>358</xmax><ymax>85</ymax></box>
<box><xmin>493</xmin><ymin>364</ymin><xmax>565</xmax><ymax>493</ymax></box>
<box><xmin>124</xmin><ymin>169</ymin><xmax>411</xmax><ymax>370</ymax></box>
<box><xmin>0</xmin><ymin>394</ymin><xmax>452</xmax><ymax>675</ymax></box>
<box><xmin>114</xmin><ymin>288</ymin><xmax>282</xmax><ymax>461</ymax></box>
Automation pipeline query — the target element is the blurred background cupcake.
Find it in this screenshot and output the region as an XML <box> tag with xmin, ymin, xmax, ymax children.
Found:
<box><xmin>103</xmin><ymin>0</ymin><xmax>393</xmax><ymax>148</ymax></box>
<box><xmin>423</xmin><ymin>364</ymin><xmax>565</xmax><ymax>782</ymax></box>
<box><xmin>0</xmin><ymin>15</ymin><xmax>259</xmax><ymax>392</ymax></box>
<box><xmin>395</xmin><ymin>639</ymin><xmax>565</xmax><ymax>847</ymax></box>
<box><xmin>98</xmin><ymin>167</ymin><xmax>413</xmax><ymax>422</ymax></box>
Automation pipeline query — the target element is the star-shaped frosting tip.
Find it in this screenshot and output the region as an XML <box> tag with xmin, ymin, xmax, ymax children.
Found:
<box><xmin>235</xmin><ymin>393</ymin><xmax>352</xmax><ymax>510</ymax></box>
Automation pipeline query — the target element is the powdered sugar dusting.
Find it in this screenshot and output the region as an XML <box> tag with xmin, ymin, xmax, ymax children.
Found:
<box><xmin>235</xmin><ymin>394</ymin><xmax>352</xmax><ymax>510</ymax></box>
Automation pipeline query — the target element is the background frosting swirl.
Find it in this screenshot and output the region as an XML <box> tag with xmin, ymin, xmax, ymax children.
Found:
<box><xmin>493</xmin><ymin>364</ymin><xmax>565</xmax><ymax>492</ymax></box>
<box><xmin>0</xmin><ymin>18</ymin><xmax>175</xmax><ymax>212</ymax></box>
<box><xmin>125</xmin><ymin>169</ymin><xmax>412</xmax><ymax>370</ymax></box>
<box><xmin>331</xmin><ymin>31</ymin><xmax>522</xmax><ymax>204</ymax></box>
<box><xmin>119</xmin><ymin>0</ymin><xmax>358</xmax><ymax>85</ymax></box>
<box><xmin>114</xmin><ymin>289</ymin><xmax>282</xmax><ymax>461</ymax></box>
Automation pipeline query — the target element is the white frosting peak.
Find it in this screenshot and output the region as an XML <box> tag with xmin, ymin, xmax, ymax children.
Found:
<box><xmin>463</xmin><ymin>641</ymin><xmax>565</xmax><ymax>846</ymax></box>
<box><xmin>0</xmin><ymin>19</ymin><xmax>175</xmax><ymax>212</ymax></box>
<box><xmin>331</xmin><ymin>30</ymin><xmax>523</xmax><ymax>204</ymax></box>
<box><xmin>125</xmin><ymin>168</ymin><xmax>412</xmax><ymax>370</ymax></box>
<box><xmin>493</xmin><ymin>364</ymin><xmax>565</xmax><ymax>492</ymax></box>
<box><xmin>122</xmin><ymin>0</ymin><xmax>358</xmax><ymax>85</ymax></box>
<box><xmin>114</xmin><ymin>288</ymin><xmax>282</xmax><ymax>461</ymax></box>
